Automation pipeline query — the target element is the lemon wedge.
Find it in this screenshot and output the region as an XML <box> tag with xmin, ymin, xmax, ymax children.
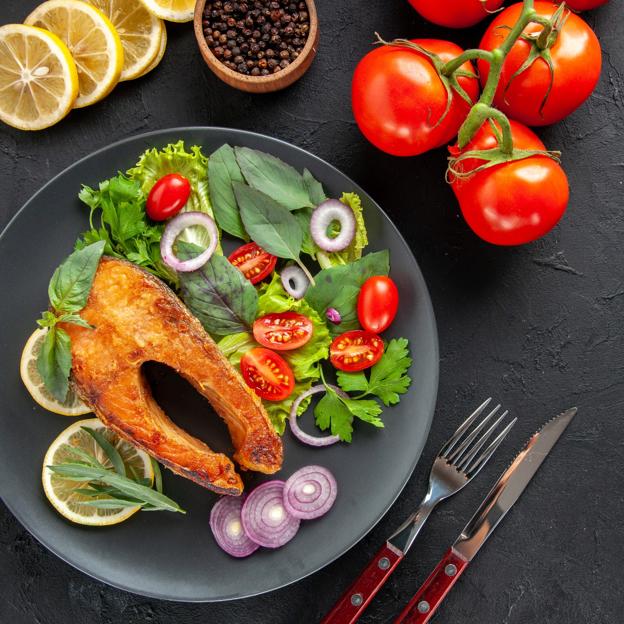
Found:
<box><xmin>25</xmin><ymin>0</ymin><xmax>124</xmax><ymax>108</ymax></box>
<box><xmin>139</xmin><ymin>0</ymin><xmax>195</xmax><ymax>23</ymax></box>
<box><xmin>0</xmin><ymin>24</ymin><xmax>78</xmax><ymax>130</ymax></box>
<box><xmin>88</xmin><ymin>0</ymin><xmax>164</xmax><ymax>81</ymax></box>
<box><xmin>42</xmin><ymin>418</ymin><xmax>154</xmax><ymax>526</ymax></box>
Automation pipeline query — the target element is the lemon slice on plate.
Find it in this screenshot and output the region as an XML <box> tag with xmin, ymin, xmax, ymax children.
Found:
<box><xmin>88</xmin><ymin>0</ymin><xmax>164</xmax><ymax>81</ymax></box>
<box><xmin>20</xmin><ymin>327</ymin><xmax>91</xmax><ymax>416</ymax></box>
<box><xmin>139</xmin><ymin>0</ymin><xmax>195</xmax><ymax>23</ymax></box>
<box><xmin>0</xmin><ymin>24</ymin><xmax>79</xmax><ymax>130</ymax></box>
<box><xmin>139</xmin><ymin>21</ymin><xmax>167</xmax><ymax>77</ymax></box>
<box><xmin>42</xmin><ymin>418</ymin><xmax>154</xmax><ymax>526</ymax></box>
<box><xmin>25</xmin><ymin>0</ymin><xmax>124</xmax><ymax>108</ymax></box>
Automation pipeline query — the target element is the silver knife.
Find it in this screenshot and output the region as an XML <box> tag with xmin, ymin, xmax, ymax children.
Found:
<box><xmin>393</xmin><ymin>407</ymin><xmax>578</xmax><ymax>624</ymax></box>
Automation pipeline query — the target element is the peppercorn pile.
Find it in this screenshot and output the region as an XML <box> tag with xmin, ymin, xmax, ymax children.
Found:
<box><xmin>202</xmin><ymin>1</ymin><xmax>311</xmax><ymax>77</ymax></box>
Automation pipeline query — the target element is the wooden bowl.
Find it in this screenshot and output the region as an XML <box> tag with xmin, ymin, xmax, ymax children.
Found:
<box><xmin>194</xmin><ymin>0</ymin><xmax>319</xmax><ymax>94</ymax></box>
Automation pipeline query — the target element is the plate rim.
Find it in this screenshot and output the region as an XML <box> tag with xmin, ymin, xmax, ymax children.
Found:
<box><xmin>0</xmin><ymin>126</ymin><xmax>439</xmax><ymax>602</ymax></box>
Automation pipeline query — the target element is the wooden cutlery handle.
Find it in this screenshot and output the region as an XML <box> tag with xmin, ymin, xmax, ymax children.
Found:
<box><xmin>321</xmin><ymin>543</ymin><xmax>404</xmax><ymax>624</ymax></box>
<box><xmin>394</xmin><ymin>548</ymin><xmax>468</xmax><ymax>624</ymax></box>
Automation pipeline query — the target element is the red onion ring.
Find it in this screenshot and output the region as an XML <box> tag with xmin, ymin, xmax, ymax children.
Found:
<box><xmin>281</xmin><ymin>265</ymin><xmax>309</xmax><ymax>299</ymax></box>
<box><xmin>283</xmin><ymin>465</ymin><xmax>338</xmax><ymax>520</ymax></box>
<box><xmin>160</xmin><ymin>211</ymin><xmax>218</xmax><ymax>272</ymax></box>
<box><xmin>289</xmin><ymin>384</ymin><xmax>346</xmax><ymax>447</ymax></box>
<box><xmin>310</xmin><ymin>199</ymin><xmax>356</xmax><ymax>253</ymax></box>
<box><xmin>241</xmin><ymin>481</ymin><xmax>300</xmax><ymax>548</ymax></box>
<box><xmin>209</xmin><ymin>495</ymin><xmax>259</xmax><ymax>558</ymax></box>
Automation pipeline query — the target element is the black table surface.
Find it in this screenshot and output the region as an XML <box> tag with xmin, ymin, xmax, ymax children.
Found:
<box><xmin>1</xmin><ymin>1</ymin><xmax>622</xmax><ymax>623</ymax></box>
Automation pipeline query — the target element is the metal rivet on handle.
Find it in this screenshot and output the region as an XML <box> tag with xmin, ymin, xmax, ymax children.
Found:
<box><xmin>378</xmin><ymin>557</ymin><xmax>390</xmax><ymax>570</ymax></box>
<box><xmin>417</xmin><ymin>601</ymin><xmax>430</xmax><ymax>614</ymax></box>
<box><xmin>351</xmin><ymin>593</ymin><xmax>363</xmax><ymax>607</ymax></box>
<box><xmin>445</xmin><ymin>564</ymin><xmax>458</xmax><ymax>577</ymax></box>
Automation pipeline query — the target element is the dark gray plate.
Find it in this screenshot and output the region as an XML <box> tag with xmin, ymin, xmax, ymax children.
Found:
<box><xmin>0</xmin><ymin>128</ymin><xmax>438</xmax><ymax>602</ymax></box>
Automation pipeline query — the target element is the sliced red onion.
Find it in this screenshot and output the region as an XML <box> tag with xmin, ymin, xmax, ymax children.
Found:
<box><xmin>281</xmin><ymin>265</ymin><xmax>309</xmax><ymax>299</ymax></box>
<box><xmin>160</xmin><ymin>211</ymin><xmax>218</xmax><ymax>272</ymax></box>
<box><xmin>241</xmin><ymin>481</ymin><xmax>300</xmax><ymax>548</ymax></box>
<box><xmin>289</xmin><ymin>384</ymin><xmax>347</xmax><ymax>447</ymax></box>
<box><xmin>283</xmin><ymin>465</ymin><xmax>338</xmax><ymax>520</ymax></box>
<box><xmin>310</xmin><ymin>199</ymin><xmax>356</xmax><ymax>253</ymax></box>
<box><xmin>326</xmin><ymin>307</ymin><xmax>341</xmax><ymax>325</ymax></box>
<box><xmin>210</xmin><ymin>496</ymin><xmax>259</xmax><ymax>558</ymax></box>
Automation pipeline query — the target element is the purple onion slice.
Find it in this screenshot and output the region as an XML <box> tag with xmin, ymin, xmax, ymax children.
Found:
<box><xmin>241</xmin><ymin>481</ymin><xmax>300</xmax><ymax>548</ymax></box>
<box><xmin>160</xmin><ymin>211</ymin><xmax>218</xmax><ymax>272</ymax></box>
<box><xmin>283</xmin><ymin>465</ymin><xmax>338</xmax><ymax>520</ymax></box>
<box><xmin>209</xmin><ymin>495</ymin><xmax>259</xmax><ymax>558</ymax></box>
<box><xmin>281</xmin><ymin>265</ymin><xmax>309</xmax><ymax>299</ymax></box>
<box><xmin>310</xmin><ymin>199</ymin><xmax>356</xmax><ymax>253</ymax></box>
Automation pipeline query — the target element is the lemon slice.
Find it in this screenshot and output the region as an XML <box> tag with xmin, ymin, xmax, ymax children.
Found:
<box><xmin>139</xmin><ymin>21</ymin><xmax>166</xmax><ymax>77</ymax></box>
<box><xmin>0</xmin><ymin>24</ymin><xmax>78</xmax><ymax>130</ymax></box>
<box><xmin>42</xmin><ymin>418</ymin><xmax>154</xmax><ymax>526</ymax></box>
<box><xmin>139</xmin><ymin>0</ymin><xmax>195</xmax><ymax>23</ymax></box>
<box><xmin>87</xmin><ymin>0</ymin><xmax>164</xmax><ymax>81</ymax></box>
<box><xmin>25</xmin><ymin>0</ymin><xmax>124</xmax><ymax>108</ymax></box>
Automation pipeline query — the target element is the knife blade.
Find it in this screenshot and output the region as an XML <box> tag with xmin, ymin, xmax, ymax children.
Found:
<box><xmin>394</xmin><ymin>407</ymin><xmax>577</xmax><ymax>624</ymax></box>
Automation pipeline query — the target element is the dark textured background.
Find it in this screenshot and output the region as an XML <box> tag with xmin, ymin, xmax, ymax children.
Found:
<box><xmin>1</xmin><ymin>1</ymin><xmax>622</xmax><ymax>622</ymax></box>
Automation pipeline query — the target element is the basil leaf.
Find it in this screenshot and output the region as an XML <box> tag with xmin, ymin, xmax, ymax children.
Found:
<box><xmin>303</xmin><ymin>168</ymin><xmax>327</xmax><ymax>206</ymax></box>
<box><xmin>235</xmin><ymin>146</ymin><xmax>312</xmax><ymax>210</ymax></box>
<box><xmin>178</xmin><ymin>243</ymin><xmax>258</xmax><ymax>336</ymax></box>
<box><xmin>234</xmin><ymin>182</ymin><xmax>303</xmax><ymax>260</ymax></box>
<box><xmin>305</xmin><ymin>251</ymin><xmax>390</xmax><ymax>334</ymax></box>
<box><xmin>37</xmin><ymin>326</ymin><xmax>72</xmax><ymax>402</ymax></box>
<box><xmin>208</xmin><ymin>144</ymin><xmax>248</xmax><ymax>240</ymax></box>
<box><xmin>48</xmin><ymin>240</ymin><xmax>105</xmax><ymax>313</ymax></box>
<box><xmin>293</xmin><ymin>206</ymin><xmax>316</xmax><ymax>257</ymax></box>
<box><xmin>57</xmin><ymin>313</ymin><xmax>92</xmax><ymax>329</ymax></box>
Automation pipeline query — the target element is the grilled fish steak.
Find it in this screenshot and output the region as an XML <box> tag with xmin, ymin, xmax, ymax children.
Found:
<box><xmin>62</xmin><ymin>257</ymin><xmax>283</xmax><ymax>495</ymax></box>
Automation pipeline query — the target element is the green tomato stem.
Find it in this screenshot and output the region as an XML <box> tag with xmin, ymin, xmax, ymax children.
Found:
<box><xmin>441</xmin><ymin>49</ymin><xmax>493</xmax><ymax>77</ymax></box>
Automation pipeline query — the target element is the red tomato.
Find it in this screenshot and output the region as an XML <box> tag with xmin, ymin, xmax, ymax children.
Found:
<box><xmin>478</xmin><ymin>2</ymin><xmax>601</xmax><ymax>126</ymax></box>
<box><xmin>407</xmin><ymin>0</ymin><xmax>504</xmax><ymax>28</ymax></box>
<box><xmin>449</xmin><ymin>120</ymin><xmax>569</xmax><ymax>246</ymax></box>
<box><xmin>228</xmin><ymin>242</ymin><xmax>277</xmax><ymax>284</ymax></box>
<box><xmin>357</xmin><ymin>276</ymin><xmax>399</xmax><ymax>334</ymax></box>
<box><xmin>562</xmin><ymin>0</ymin><xmax>608</xmax><ymax>9</ymax></box>
<box><xmin>146</xmin><ymin>174</ymin><xmax>191</xmax><ymax>221</ymax></box>
<box><xmin>330</xmin><ymin>330</ymin><xmax>384</xmax><ymax>372</ymax></box>
<box><xmin>352</xmin><ymin>39</ymin><xmax>479</xmax><ymax>157</ymax></box>
<box><xmin>240</xmin><ymin>347</ymin><xmax>295</xmax><ymax>401</ymax></box>
<box><xmin>253</xmin><ymin>312</ymin><xmax>313</xmax><ymax>351</ymax></box>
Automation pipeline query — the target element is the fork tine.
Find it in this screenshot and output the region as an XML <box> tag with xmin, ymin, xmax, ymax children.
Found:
<box><xmin>439</xmin><ymin>397</ymin><xmax>492</xmax><ymax>457</ymax></box>
<box><xmin>465</xmin><ymin>417</ymin><xmax>518</xmax><ymax>476</ymax></box>
<box><xmin>446</xmin><ymin>404</ymin><xmax>501</xmax><ymax>464</ymax></box>
<box><xmin>455</xmin><ymin>410</ymin><xmax>509</xmax><ymax>472</ymax></box>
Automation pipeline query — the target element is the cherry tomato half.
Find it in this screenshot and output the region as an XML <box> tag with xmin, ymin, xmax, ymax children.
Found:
<box><xmin>330</xmin><ymin>330</ymin><xmax>384</xmax><ymax>372</ymax></box>
<box><xmin>240</xmin><ymin>347</ymin><xmax>295</xmax><ymax>401</ymax></box>
<box><xmin>228</xmin><ymin>242</ymin><xmax>277</xmax><ymax>284</ymax></box>
<box><xmin>253</xmin><ymin>312</ymin><xmax>314</xmax><ymax>351</ymax></box>
<box><xmin>146</xmin><ymin>173</ymin><xmax>191</xmax><ymax>221</ymax></box>
<box><xmin>357</xmin><ymin>276</ymin><xmax>399</xmax><ymax>334</ymax></box>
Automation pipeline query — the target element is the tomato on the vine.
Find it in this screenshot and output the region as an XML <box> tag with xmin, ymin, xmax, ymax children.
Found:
<box><xmin>407</xmin><ymin>0</ymin><xmax>504</xmax><ymax>29</ymax></box>
<box><xmin>449</xmin><ymin>120</ymin><xmax>569</xmax><ymax>246</ymax></box>
<box><xmin>352</xmin><ymin>39</ymin><xmax>479</xmax><ymax>157</ymax></box>
<box><xmin>228</xmin><ymin>242</ymin><xmax>277</xmax><ymax>284</ymax></box>
<box><xmin>330</xmin><ymin>330</ymin><xmax>384</xmax><ymax>372</ymax></box>
<box><xmin>562</xmin><ymin>0</ymin><xmax>608</xmax><ymax>9</ymax></box>
<box><xmin>253</xmin><ymin>312</ymin><xmax>313</xmax><ymax>351</ymax></box>
<box><xmin>146</xmin><ymin>173</ymin><xmax>191</xmax><ymax>221</ymax></box>
<box><xmin>478</xmin><ymin>1</ymin><xmax>601</xmax><ymax>126</ymax></box>
<box><xmin>240</xmin><ymin>347</ymin><xmax>295</xmax><ymax>401</ymax></box>
<box><xmin>357</xmin><ymin>276</ymin><xmax>399</xmax><ymax>334</ymax></box>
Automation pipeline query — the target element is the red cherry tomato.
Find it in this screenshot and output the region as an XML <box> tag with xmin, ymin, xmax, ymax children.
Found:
<box><xmin>562</xmin><ymin>0</ymin><xmax>608</xmax><ymax>9</ymax></box>
<box><xmin>228</xmin><ymin>242</ymin><xmax>277</xmax><ymax>284</ymax></box>
<box><xmin>449</xmin><ymin>120</ymin><xmax>569</xmax><ymax>246</ymax></box>
<box><xmin>146</xmin><ymin>173</ymin><xmax>191</xmax><ymax>221</ymax></box>
<box><xmin>352</xmin><ymin>39</ymin><xmax>479</xmax><ymax>157</ymax></box>
<box><xmin>407</xmin><ymin>0</ymin><xmax>504</xmax><ymax>28</ymax></box>
<box><xmin>357</xmin><ymin>276</ymin><xmax>399</xmax><ymax>334</ymax></box>
<box><xmin>478</xmin><ymin>2</ymin><xmax>601</xmax><ymax>126</ymax></box>
<box><xmin>240</xmin><ymin>347</ymin><xmax>295</xmax><ymax>401</ymax></box>
<box><xmin>330</xmin><ymin>330</ymin><xmax>384</xmax><ymax>372</ymax></box>
<box><xmin>252</xmin><ymin>312</ymin><xmax>314</xmax><ymax>351</ymax></box>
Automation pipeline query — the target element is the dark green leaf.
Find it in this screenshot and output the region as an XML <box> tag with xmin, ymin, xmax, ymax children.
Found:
<box><xmin>235</xmin><ymin>146</ymin><xmax>312</xmax><ymax>210</ymax></box>
<box><xmin>314</xmin><ymin>387</ymin><xmax>354</xmax><ymax>442</ymax></box>
<box><xmin>81</xmin><ymin>426</ymin><xmax>126</xmax><ymax>476</ymax></box>
<box><xmin>151</xmin><ymin>458</ymin><xmax>163</xmax><ymax>494</ymax></box>
<box><xmin>60</xmin><ymin>444</ymin><xmax>104</xmax><ymax>467</ymax></box>
<box><xmin>57</xmin><ymin>313</ymin><xmax>92</xmax><ymax>329</ymax></box>
<box><xmin>335</xmin><ymin>369</ymin><xmax>368</xmax><ymax>394</ymax></box>
<box><xmin>208</xmin><ymin>144</ymin><xmax>248</xmax><ymax>240</ymax></box>
<box><xmin>48</xmin><ymin>241</ymin><xmax>106</xmax><ymax>313</ymax></box>
<box><xmin>81</xmin><ymin>498</ymin><xmax>144</xmax><ymax>509</ymax></box>
<box><xmin>37</xmin><ymin>327</ymin><xmax>72</xmax><ymax>402</ymax></box>
<box><xmin>234</xmin><ymin>182</ymin><xmax>303</xmax><ymax>260</ymax></box>
<box><xmin>303</xmin><ymin>168</ymin><xmax>327</xmax><ymax>205</ymax></box>
<box><xmin>293</xmin><ymin>206</ymin><xmax>316</xmax><ymax>257</ymax></box>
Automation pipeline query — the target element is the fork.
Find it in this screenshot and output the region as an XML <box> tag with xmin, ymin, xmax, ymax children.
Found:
<box><xmin>320</xmin><ymin>398</ymin><xmax>516</xmax><ymax>624</ymax></box>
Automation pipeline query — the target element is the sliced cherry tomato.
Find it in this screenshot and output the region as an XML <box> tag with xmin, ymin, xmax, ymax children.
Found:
<box><xmin>228</xmin><ymin>242</ymin><xmax>277</xmax><ymax>284</ymax></box>
<box><xmin>358</xmin><ymin>276</ymin><xmax>399</xmax><ymax>334</ymax></box>
<box><xmin>352</xmin><ymin>39</ymin><xmax>479</xmax><ymax>157</ymax></box>
<box><xmin>240</xmin><ymin>347</ymin><xmax>295</xmax><ymax>401</ymax></box>
<box><xmin>330</xmin><ymin>330</ymin><xmax>384</xmax><ymax>373</ymax></box>
<box><xmin>146</xmin><ymin>173</ymin><xmax>191</xmax><ymax>221</ymax></box>
<box><xmin>253</xmin><ymin>312</ymin><xmax>313</xmax><ymax>351</ymax></box>
<box><xmin>407</xmin><ymin>0</ymin><xmax>504</xmax><ymax>28</ymax></box>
